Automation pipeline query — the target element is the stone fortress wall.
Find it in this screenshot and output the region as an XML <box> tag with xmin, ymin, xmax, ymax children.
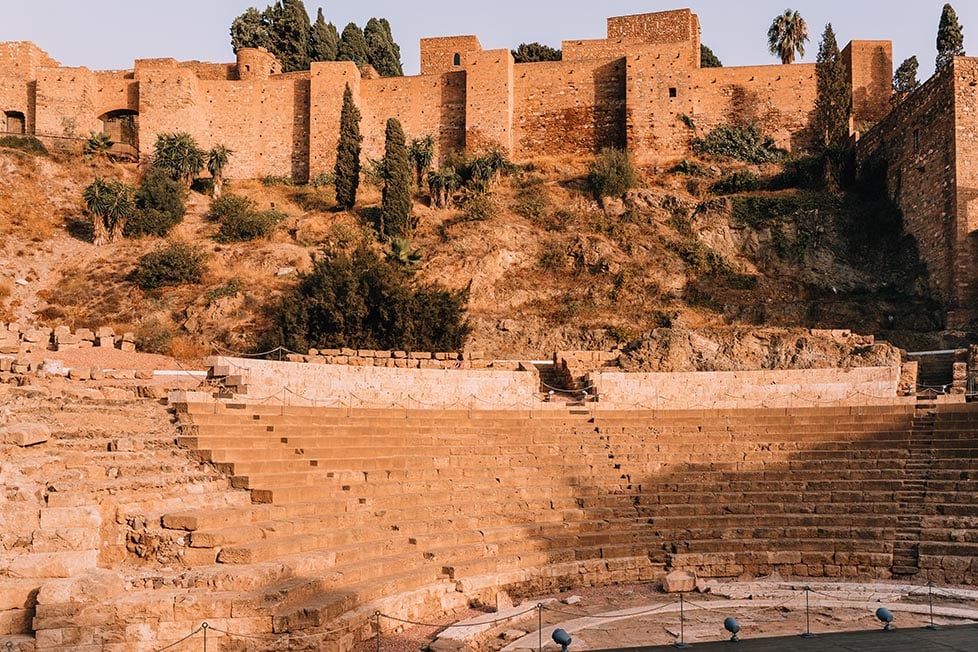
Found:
<box><xmin>4</xmin><ymin>8</ymin><xmax>978</xmax><ymax>326</ymax></box>
<box><xmin>0</xmin><ymin>8</ymin><xmax>891</xmax><ymax>178</ymax></box>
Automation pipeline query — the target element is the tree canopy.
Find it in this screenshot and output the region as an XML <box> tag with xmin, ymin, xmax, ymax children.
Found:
<box><xmin>813</xmin><ymin>23</ymin><xmax>851</xmax><ymax>146</ymax></box>
<box><xmin>334</xmin><ymin>83</ymin><xmax>362</xmax><ymax>210</ymax></box>
<box><xmin>936</xmin><ymin>3</ymin><xmax>966</xmax><ymax>70</ymax></box>
<box><xmin>511</xmin><ymin>42</ymin><xmax>562</xmax><ymax>63</ymax></box>
<box><xmin>381</xmin><ymin>118</ymin><xmax>413</xmax><ymax>239</ymax></box>
<box><xmin>700</xmin><ymin>44</ymin><xmax>723</xmax><ymax>68</ymax></box>
<box><xmin>230</xmin><ymin>5</ymin><xmax>402</xmax><ymax>76</ymax></box>
<box><xmin>270</xmin><ymin>246</ymin><xmax>470</xmax><ymax>352</ymax></box>
<box><xmin>767</xmin><ymin>9</ymin><xmax>809</xmax><ymax>64</ymax></box>
<box><xmin>892</xmin><ymin>56</ymin><xmax>920</xmax><ymax>105</ymax></box>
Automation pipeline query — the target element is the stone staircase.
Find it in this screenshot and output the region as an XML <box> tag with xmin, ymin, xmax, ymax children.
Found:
<box><xmin>892</xmin><ymin>402</ymin><xmax>937</xmax><ymax>577</ymax></box>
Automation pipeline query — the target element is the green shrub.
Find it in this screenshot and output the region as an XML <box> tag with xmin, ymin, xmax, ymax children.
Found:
<box><xmin>269</xmin><ymin>246</ymin><xmax>470</xmax><ymax>352</ymax></box>
<box><xmin>732</xmin><ymin>194</ymin><xmax>823</xmax><ymax>227</ymax></box>
<box><xmin>588</xmin><ymin>148</ymin><xmax>637</xmax><ymax>199</ymax></box>
<box><xmin>217</xmin><ymin>209</ymin><xmax>284</xmax><ymax>242</ymax></box>
<box><xmin>0</xmin><ymin>135</ymin><xmax>47</xmax><ymax>156</ymax></box>
<box><xmin>538</xmin><ymin>241</ymin><xmax>566</xmax><ymax>271</ymax></box>
<box><xmin>672</xmin><ymin>159</ymin><xmax>709</xmax><ymax>176</ymax></box>
<box><xmin>691</xmin><ymin>124</ymin><xmax>785</xmax><ymax>163</ymax></box>
<box><xmin>208</xmin><ymin>194</ymin><xmax>256</xmax><ymax>223</ymax></box>
<box><xmin>133</xmin><ymin>241</ymin><xmax>206</xmax><ymax>291</ymax></box>
<box><xmin>711</xmin><ymin>170</ymin><xmax>761</xmax><ymax>195</ymax></box>
<box><xmin>669</xmin><ymin>238</ymin><xmax>732</xmax><ymax>276</ymax></box>
<box><xmin>83</xmin><ymin>132</ymin><xmax>112</xmax><ymax>157</ymax></box>
<box><xmin>126</xmin><ymin>169</ymin><xmax>188</xmax><ymax>237</ymax></box>
<box><xmin>459</xmin><ymin>193</ymin><xmax>497</xmax><ymax>222</ymax></box>
<box><xmin>135</xmin><ymin>319</ymin><xmax>173</xmax><ymax>354</ymax></box>
<box><xmin>205</xmin><ymin>279</ymin><xmax>242</xmax><ymax>303</ymax></box>
<box><xmin>293</xmin><ymin>186</ymin><xmax>334</xmax><ymax>212</ymax></box>
<box><xmin>311</xmin><ymin>172</ymin><xmax>335</xmax><ymax>188</ymax></box>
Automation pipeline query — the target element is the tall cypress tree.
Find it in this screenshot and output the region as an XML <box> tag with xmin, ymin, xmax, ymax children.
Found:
<box><xmin>338</xmin><ymin>23</ymin><xmax>370</xmax><ymax>67</ymax></box>
<box><xmin>936</xmin><ymin>3</ymin><xmax>966</xmax><ymax>70</ymax></box>
<box><xmin>334</xmin><ymin>84</ymin><xmax>362</xmax><ymax>210</ymax></box>
<box><xmin>230</xmin><ymin>7</ymin><xmax>272</xmax><ymax>52</ymax></box>
<box><xmin>309</xmin><ymin>8</ymin><xmax>339</xmax><ymax>62</ymax></box>
<box><xmin>267</xmin><ymin>0</ymin><xmax>311</xmax><ymax>72</ymax></box>
<box><xmin>381</xmin><ymin>118</ymin><xmax>413</xmax><ymax>239</ymax></box>
<box><xmin>813</xmin><ymin>23</ymin><xmax>851</xmax><ymax>146</ymax></box>
<box><xmin>892</xmin><ymin>56</ymin><xmax>920</xmax><ymax>105</ymax></box>
<box><xmin>365</xmin><ymin>18</ymin><xmax>403</xmax><ymax>77</ymax></box>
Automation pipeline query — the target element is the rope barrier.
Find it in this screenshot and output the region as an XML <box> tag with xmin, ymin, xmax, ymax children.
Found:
<box><xmin>379</xmin><ymin>606</ymin><xmax>538</xmax><ymax>629</ymax></box>
<box><xmin>153</xmin><ymin>626</ymin><xmax>203</xmax><ymax>652</ymax></box>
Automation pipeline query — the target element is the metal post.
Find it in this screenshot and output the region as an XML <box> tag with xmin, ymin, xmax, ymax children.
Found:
<box><xmin>537</xmin><ymin>604</ymin><xmax>543</xmax><ymax>652</ymax></box>
<box><xmin>926</xmin><ymin>582</ymin><xmax>940</xmax><ymax>630</ymax></box>
<box><xmin>673</xmin><ymin>594</ymin><xmax>689</xmax><ymax>648</ymax></box>
<box><xmin>202</xmin><ymin>622</ymin><xmax>208</xmax><ymax>652</ymax></box>
<box><xmin>800</xmin><ymin>587</ymin><xmax>814</xmax><ymax>638</ymax></box>
<box><xmin>376</xmin><ymin>611</ymin><xmax>382</xmax><ymax>652</ymax></box>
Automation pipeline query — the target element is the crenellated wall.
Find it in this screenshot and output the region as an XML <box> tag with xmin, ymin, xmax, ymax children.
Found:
<box><xmin>0</xmin><ymin>7</ymin><xmax>894</xmax><ymax>181</ymax></box>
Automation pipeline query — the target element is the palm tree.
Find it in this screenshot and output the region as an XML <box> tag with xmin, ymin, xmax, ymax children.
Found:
<box><xmin>153</xmin><ymin>132</ymin><xmax>205</xmax><ymax>186</ymax></box>
<box><xmin>83</xmin><ymin>177</ymin><xmax>135</xmax><ymax>246</ymax></box>
<box><xmin>207</xmin><ymin>144</ymin><xmax>233</xmax><ymax>198</ymax></box>
<box><xmin>768</xmin><ymin>9</ymin><xmax>809</xmax><ymax>64</ymax></box>
<box><xmin>408</xmin><ymin>135</ymin><xmax>435</xmax><ymax>188</ymax></box>
<box><xmin>426</xmin><ymin>166</ymin><xmax>461</xmax><ymax>208</ymax></box>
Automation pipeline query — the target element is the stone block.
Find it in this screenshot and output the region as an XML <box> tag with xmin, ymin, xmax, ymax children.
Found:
<box><xmin>410</xmin><ymin>351</ymin><xmax>432</xmax><ymax>359</ymax></box>
<box><xmin>95</xmin><ymin>326</ymin><xmax>115</xmax><ymax>339</ymax></box>
<box><xmin>32</xmin><ymin>528</ymin><xmax>100</xmax><ymax>552</ymax></box>
<box><xmin>90</xmin><ymin>369</ymin><xmax>106</xmax><ymax>381</ymax></box>
<box><xmin>121</xmin><ymin>332</ymin><xmax>136</xmax><ymax>343</ymax></box>
<box><xmin>119</xmin><ymin>341</ymin><xmax>136</xmax><ymax>352</ymax></box>
<box><xmin>393</xmin><ymin>350</ymin><xmax>407</xmax><ymax>359</ymax></box>
<box><xmin>40</xmin><ymin>507</ymin><xmax>101</xmax><ymax>530</ymax></box>
<box><xmin>2</xmin><ymin>423</ymin><xmax>51</xmax><ymax>447</ymax></box>
<box><xmin>23</xmin><ymin>329</ymin><xmax>51</xmax><ymax>343</ymax></box>
<box><xmin>97</xmin><ymin>336</ymin><xmax>115</xmax><ymax>348</ymax></box>
<box><xmin>135</xmin><ymin>370</ymin><xmax>153</xmax><ymax>380</ymax></box>
<box><xmin>0</xmin><ymin>608</ymin><xmax>33</xmax><ymax>636</ymax></box>
<box><xmin>0</xmin><ymin>356</ymin><xmax>12</xmax><ymax>371</ymax></box>
<box><xmin>35</xmin><ymin>570</ymin><xmax>125</xmax><ymax>605</ymax></box>
<box><xmin>101</xmin><ymin>387</ymin><xmax>136</xmax><ymax>401</ymax></box>
<box><xmin>662</xmin><ymin>570</ymin><xmax>696</xmax><ymax>593</ymax></box>
<box><xmin>340</xmin><ymin>348</ymin><xmax>356</xmax><ymax>357</ymax></box>
<box><xmin>7</xmin><ymin>550</ymin><xmax>98</xmax><ymax>579</ymax></box>
<box><xmin>68</xmin><ymin>368</ymin><xmax>91</xmax><ymax>381</ymax></box>
<box><xmin>75</xmin><ymin>329</ymin><xmax>95</xmax><ymax>342</ymax></box>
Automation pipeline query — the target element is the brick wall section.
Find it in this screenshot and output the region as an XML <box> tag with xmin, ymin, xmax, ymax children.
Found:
<box><xmin>590</xmin><ymin>366</ymin><xmax>905</xmax><ymax>410</ymax></box>
<box><xmin>0</xmin><ymin>42</ymin><xmax>59</xmax><ymax>134</ymax></box>
<box><xmin>513</xmin><ymin>59</ymin><xmax>626</xmax><ymax>158</ymax></box>
<box><xmin>856</xmin><ymin>65</ymin><xmax>958</xmax><ymax>314</ymax></box>
<box><xmin>464</xmin><ymin>48</ymin><xmax>514</xmax><ymax>155</ymax></box>
<box><xmin>608</xmin><ymin>9</ymin><xmax>699</xmax><ymax>47</ymax></box>
<box><xmin>952</xmin><ymin>58</ymin><xmax>978</xmax><ymax>324</ymax></box>
<box><xmin>308</xmin><ymin>61</ymin><xmax>360</xmax><ymax>181</ymax></box>
<box><xmin>420</xmin><ymin>35</ymin><xmax>481</xmax><ymax>75</ymax></box>
<box><xmin>33</xmin><ymin>67</ymin><xmax>100</xmax><ymax>139</ymax></box>
<box><xmin>843</xmin><ymin>41</ymin><xmax>893</xmax><ymax>133</ymax></box>
<box><xmin>359</xmin><ymin>71</ymin><xmax>467</xmax><ymax>162</ymax></box>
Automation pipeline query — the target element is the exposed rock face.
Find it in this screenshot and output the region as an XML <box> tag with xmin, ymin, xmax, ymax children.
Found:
<box><xmin>618</xmin><ymin>327</ymin><xmax>902</xmax><ymax>373</ymax></box>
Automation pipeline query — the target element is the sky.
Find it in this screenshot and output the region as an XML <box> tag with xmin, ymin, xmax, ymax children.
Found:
<box><xmin>0</xmin><ymin>1</ymin><xmax>974</xmax><ymax>80</ymax></box>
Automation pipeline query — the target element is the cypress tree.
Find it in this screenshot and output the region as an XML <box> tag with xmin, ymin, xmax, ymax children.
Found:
<box><xmin>309</xmin><ymin>7</ymin><xmax>339</xmax><ymax>62</ymax></box>
<box><xmin>892</xmin><ymin>56</ymin><xmax>920</xmax><ymax>105</ymax></box>
<box><xmin>381</xmin><ymin>118</ymin><xmax>413</xmax><ymax>239</ymax></box>
<box><xmin>230</xmin><ymin>7</ymin><xmax>271</xmax><ymax>52</ymax></box>
<box><xmin>267</xmin><ymin>0</ymin><xmax>311</xmax><ymax>72</ymax></box>
<box><xmin>365</xmin><ymin>18</ymin><xmax>403</xmax><ymax>77</ymax></box>
<box><xmin>380</xmin><ymin>19</ymin><xmax>403</xmax><ymax>75</ymax></box>
<box><xmin>338</xmin><ymin>23</ymin><xmax>369</xmax><ymax>67</ymax></box>
<box><xmin>936</xmin><ymin>3</ymin><xmax>966</xmax><ymax>70</ymax></box>
<box><xmin>700</xmin><ymin>44</ymin><xmax>722</xmax><ymax>68</ymax></box>
<box><xmin>334</xmin><ymin>84</ymin><xmax>362</xmax><ymax>210</ymax></box>
<box><xmin>813</xmin><ymin>23</ymin><xmax>851</xmax><ymax>146</ymax></box>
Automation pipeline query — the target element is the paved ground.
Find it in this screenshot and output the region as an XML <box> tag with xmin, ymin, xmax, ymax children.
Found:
<box><xmin>591</xmin><ymin>623</ymin><xmax>978</xmax><ymax>651</ymax></box>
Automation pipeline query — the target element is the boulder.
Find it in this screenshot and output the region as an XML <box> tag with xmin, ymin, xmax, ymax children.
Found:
<box><xmin>662</xmin><ymin>570</ymin><xmax>697</xmax><ymax>593</ymax></box>
<box><xmin>2</xmin><ymin>422</ymin><xmax>51</xmax><ymax>447</ymax></box>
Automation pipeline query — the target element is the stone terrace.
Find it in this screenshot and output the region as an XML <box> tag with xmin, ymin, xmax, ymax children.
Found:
<box><xmin>3</xmin><ymin>357</ymin><xmax>978</xmax><ymax>651</ymax></box>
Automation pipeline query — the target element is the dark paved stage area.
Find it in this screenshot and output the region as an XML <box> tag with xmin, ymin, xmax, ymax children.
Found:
<box><xmin>592</xmin><ymin>623</ymin><xmax>978</xmax><ymax>651</ymax></box>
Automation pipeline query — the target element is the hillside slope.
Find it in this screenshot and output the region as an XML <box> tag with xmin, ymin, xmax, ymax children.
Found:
<box><xmin>0</xmin><ymin>145</ymin><xmax>951</xmax><ymax>360</ymax></box>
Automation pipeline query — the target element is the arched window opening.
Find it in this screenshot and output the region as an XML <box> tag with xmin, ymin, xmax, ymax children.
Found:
<box><xmin>4</xmin><ymin>111</ymin><xmax>25</xmax><ymax>135</ymax></box>
<box><xmin>453</xmin><ymin>53</ymin><xmax>461</xmax><ymax>66</ymax></box>
<box><xmin>98</xmin><ymin>109</ymin><xmax>139</xmax><ymax>157</ymax></box>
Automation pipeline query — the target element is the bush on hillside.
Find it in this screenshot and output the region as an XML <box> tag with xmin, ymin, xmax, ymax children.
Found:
<box><xmin>133</xmin><ymin>241</ymin><xmax>206</xmax><ymax>291</ymax></box>
<box><xmin>711</xmin><ymin>170</ymin><xmax>761</xmax><ymax>195</ymax></box>
<box><xmin>0</xmin><ymin>135</ymin><xmax>48</xmax><ymax>156</ymax></box>
<box><xmin>125</xmin><ymin>169</ymin><xmax>188</xmax><ymax>237</ymax></box>
<box><xmin>588</xmin><ymin>148</ymin><xmax>637</xmax><ymax>199</ymax></box>
<box><xmin>217</xmin><ymin>209</ymin><xmax>284</xmax><ymax>242</ymax></box>
<box><xmin>692</xmin><ymin>124</ymin><xmax>785</xmax><ymax>163</ymax></box>
<box><xmin>269</xmin><ymin>245</ymin><xmax>470</xmax><ymax>353</ymax></box>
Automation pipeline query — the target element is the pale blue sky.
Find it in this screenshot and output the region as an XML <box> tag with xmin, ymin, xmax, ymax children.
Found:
<box><xmin>0</xmin><ymin>1</ymin><xmax>973</xmax><ymax>80</ymax></box>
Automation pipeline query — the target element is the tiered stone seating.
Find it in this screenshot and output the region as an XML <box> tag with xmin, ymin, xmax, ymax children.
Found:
<box><xmin>147</xmin><ymin>400</ymin><xmax>929</xmax><ymax>648</ymax></box>
<box><xmin>910</xmin><ymin>403</ymin><xmax>978</xmax><ymax>584</ymax></box>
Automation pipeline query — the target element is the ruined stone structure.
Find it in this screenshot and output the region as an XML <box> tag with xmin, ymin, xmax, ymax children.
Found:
<box><xmin>1</xmin><ymin>9</ymin><xmax>891</xmax><ymax>179</ymax></box>
<box><xmin>856</xmin><ymin>56</ymin><xmax>978</xmax><ymax>329</ymax></box>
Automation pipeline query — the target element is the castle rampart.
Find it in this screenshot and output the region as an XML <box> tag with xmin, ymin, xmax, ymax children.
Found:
<box><xmin>0</xmin><ymin>8</ymin><xmax>892</xmax><ymax>180</ymax></box>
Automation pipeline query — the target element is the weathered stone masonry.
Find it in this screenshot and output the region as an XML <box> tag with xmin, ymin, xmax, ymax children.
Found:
<box><xmin>1</xmin><ymin>8</ymin><xmax>890</xmax><ymax>179</ymax></box>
